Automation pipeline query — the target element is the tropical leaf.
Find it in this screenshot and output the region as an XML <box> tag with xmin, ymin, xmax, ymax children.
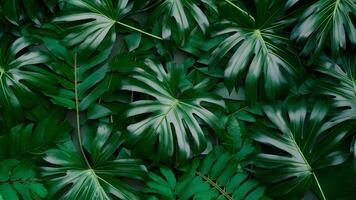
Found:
<box><xmin>0</xmin><ymin>34</ymin><xmax>55</xmax><ymax>126</ymax></box>
<box><xmin>0</xmin><ymin>159</ymin><xmax>47</xmax><ymax>200</ymax></box>
<box><xmin>210</xmin><ymin>0</ymin><xmax>304</xmax><ymax>101</ymax></box>
<box><xmin>150</xmin><ymin>0</ymin><xmax>217</xmax><ymax>43</ymax></box>
<box><xmin>120</xmin><ymin>58</ymin><xmax>225</xmax><ymax>161</ymax></box>
<box><xmin>31</xmin><ymin>37</ymin><xmax>113</xmax><ymax>117</ymax></box>
<box><xmin>250</xmin><ymin>99</ymin><xmax>352</xmax><ymax>199</ymax></box>
<box><xmin>42</xmin><ymin>123</ymin><xmax>147</xmax><ymax>200</ymax></box>
<box><xmin>0</xmin><ymin>112</ymin><xmax>71</xmax><ymax>159</ymax></box>
<box><xmin>53</xmin><ymin>0</ymin><xmax>162</xmax><ymax>57</ymax></box>
<box><xmin>291</xmin><ymin>0</ymin><xmax>356</xmax><ymax>58</ymax></box>
<box><xmin>1</xmin><ymin>0</ymin><xmax>57</xmax><ymax>25</ymax></box>
<box><xmin>145</xmin><ymin>144</ymin><xmax>264</xmax><ymax>200</ymax></box>
<box><xmin>312</xmin><ymin>54</ymin><xmax>356</xmax><ymax>125</ymax></box>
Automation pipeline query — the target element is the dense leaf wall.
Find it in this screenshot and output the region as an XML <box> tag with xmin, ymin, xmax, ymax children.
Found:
<box><xmin>0</xmin><ymin>0</ymin><xmax>355</xmax><ymax>200</ymax></box>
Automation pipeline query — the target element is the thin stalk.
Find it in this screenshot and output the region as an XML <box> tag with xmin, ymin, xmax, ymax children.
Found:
<box><xmin>116</xmin><ymin>21</ymin><xmax>163</xmax><ymax>40</ymax></box>
<box><xmin>223</xmin><ymin>0</ymin><xmax>255</xmax><ymax>23</ymax></box>
<box><xmin>312</xmin><ymin>173</ymin><xmax>327</xmax><ymax>200</ymax></box>
<box><xmin>74</xmin><ymin>53</ymin><xmax>91</xmax><ymax>168</ymax></box>
<box><xmin>196</xmin><ymin>171</ymin><xmax>233</xmax><ymax>200</ymax></box>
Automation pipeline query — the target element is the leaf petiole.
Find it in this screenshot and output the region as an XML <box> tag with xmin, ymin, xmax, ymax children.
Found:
<box><xmin>74</xmin><ymin>53</ymin><xmax>91</xmax><ymax>168</ymax></box>
<box><xmin>223</xmin><ymin>0</ymin><xmax>255</xmax><ymax>23</ymax></box>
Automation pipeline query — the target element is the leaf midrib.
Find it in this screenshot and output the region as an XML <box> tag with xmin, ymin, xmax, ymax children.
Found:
<box><xmin>78</xmin><ymin>0</ymin><xmax>162</xmax><ymax>40</ymax></box>
<box><xmin>196</xmin><ymin>171</ymin><xmax>233</xmax><ymax>200</ymax></box>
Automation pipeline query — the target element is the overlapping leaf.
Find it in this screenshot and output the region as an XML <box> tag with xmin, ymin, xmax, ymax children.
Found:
<box><xmin>53</xmin><ymin>0</ymin><xmax>162</xmax><ymax>57</ymax></box>
<box><xmin>121</xmin><ymin>58</ymin><xmax>225</xmax><ymax>161</ymax></box>
<box><xmin>0</xmin><ymin>159</ymin><xmax>47</xmax><ymax>200</ymax></box>
<box><xmin>150</xmin><ymin>0</ymin><xmax>217</xmax><ymax>42</ymax></box>
<box><xmin>145</xmin><ymin>117</ymin><xmax>264</xmax><ymax>200</ymax></box>
<box><xmin>250</xmin><ymin>100</ymin><xmax>352</xmax><ymax>199</ymax></box>
<box><xmin>1</xmin><ymin>0</ymin><xmax>57</xmax><ymax>25</ymax></box>
<box><xmin>42</xmin><ymin>123</ymin><xmax>147</xmax><ymax>200</ymax></box>
<box><xmin>312</xmin><ymin>54</ymin><xmax>356</xmax><ymax>125</ymax></box>
<box><xmin>0</xmin><ymin>34</ymin><xmax>55</xmax><ymax>126</ymax></box>
<box><xmin>0</xmin><ymin>112</ymin><xmax>71</xmax><ymax>159</ymax></box>
<box><xmin>210</xmin><ymin>0</ymin><xmax>303</xmax><ymax>101</ymax></box>
<box><xmin>291</xmin><ymin>0</ymin><xmax>356</xmax><ymax>58</ymax></box>
<box><xmin>33</xmin><ymin>38</ymin><xmax>113</xmax><ymax>118</ymax></box>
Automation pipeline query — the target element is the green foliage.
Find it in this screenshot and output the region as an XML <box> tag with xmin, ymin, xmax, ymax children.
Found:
<box><xmin>145</xmin><ymin>117</ymin><xmax>264</xmax><ymax>200</ymax></box>
<box><xmin>0</xmin><ymin>34</ymin><xmax>55</xmax><ymax>125</ymax></box>
<box><xmin>312</xmin><ymin>54</ymin><xmax>356</xmax><ymax>125</ymax></box>
<box><xmin>0</xmin><ymin>159</ymin><xmax>47</xmax><ymax>200</ymax></box>
<box><xmin>250</xmin><ymin>100</ymin><xmax>352</xmax><ymax>199</ymax></box>
<box><xmin>291</xmin><ymin>0</ymin><xmax>356</xmax><ymax>58</ymax></box>
<box><xmin>0</xmin><ymin>112</ymin><xmax>71</xmax><ymax>159</ymax></box>
<box><xmin>121</xmin><ymin>58</ymin><xmax>225</xmax><ymax>161</ymax></box>
<box><xmin>0</xmin><ymin>0</ymin><xmax>355</xmax><ymax>199</ymax></box>
<box><xmin>151</xmin><ymin>0</ymin><xmax>217</xmax><ymax>42</ymax></box>
<box><xmin>42</xmin><ymin>123</ymin><xmax>147</xmax><ymax>200</ymax></box>
<box><xmin>209</xmin><ymin>0</ymin><xmax>304</xmax><ymax>101</ymax></box>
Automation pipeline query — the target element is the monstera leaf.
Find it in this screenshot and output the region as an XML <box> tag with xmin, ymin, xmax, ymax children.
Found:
<box><xmin>0</xmin><ymin>34</ymin><xmax>55</xmax><ymax>126</ymax></box>
<box><xmin>291</xmin><ymin>0</ymin><xmax>356</xmax><ymax>58</ymax></box>
<box><xmin>0</xmin><ymin>159</ymin><xmax>47</xmax><ymax>200</ymax></box>
<box><xmin>210</xmin><ymin>0</ymin><xmax>303</xmax><ymax>101</ymax></box>
<box><xmin>53</xmin><ymin>0</ymin><xmax>162</xmax><ymax>57</ymax></box>
<box><xmin>150</xmin><ymin>0</ymin><xmax>217</xmax><ymax>43</ymax></box>
<box><xmin>312</xmin><ymin>54</ymin><xmax>356</xmax><ymax>125</ymax></box>
<box><xmin>1</xmin><ymin>0</ymin><xmax>56</xmax><ymax>25</ymax></box>
<box><xmin>121</xmin><ymin>59</ymin><xmax>225</xmax><ymax>161</ymax></box>
<box><xmin>250</xmin><ymin>100</ymin><xmax>352</xmax><ymax>199</ymax></box>
<box><xmin>42</xmin><ymin>123</ymin><xmax>147</xmax><ymax>200</ymax></box>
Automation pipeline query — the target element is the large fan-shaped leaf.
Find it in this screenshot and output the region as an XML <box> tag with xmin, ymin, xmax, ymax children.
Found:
<box><xmin>210</xmin><ymin>0</ymin><xmax>303</xmax><ymax>101</ymax></box>
<box><xmin>312</xmin><ymin>54</ymin><xmax>356</xmax><ymax>125</ymax></box>
<box><xmin>0</xmin><ymin>159</ymin><xmax>47</xmax><ymax>200</ymax></box>
<box><xmin>53</xmin><ymin>0</ymin><xmax>161</xmax><ymax>57</ymax></box>
<box><xmin>250</xmin><ymin>100</ymin><xmax>352</xmax><ymax>199</ymax></box>
<box><xmin>120</xmin><ymin>59</ymin><xmax>225</xmax><ymax>161</ymax></box>
<box><xmin>0</xmin><ymin>34</ymin><xmax>55</xmax><ymax>126</ymax></box>
<box><xmin>42</xmin><ymin>123</ymin><xmax>147</xmax><ymax>200</ymax></box>
<box><xmin>150</xmin><ymin>0</ymin><xmax>217</xmax><ymax>42</ymax></box>
<box><xmin>291</xmin><ymin>0</ymin><xmax>356</xmax><ymax>58</ymax></box>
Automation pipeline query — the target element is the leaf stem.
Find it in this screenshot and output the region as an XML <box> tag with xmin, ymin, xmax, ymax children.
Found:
<box><xmin>74</xmin><ymin>53</ymin><xmax>91</xmax><ymax>168</ymax></box>
<box><xmin>116</xmin><ymin>21</ymin><xmax>163</xmax><ymax>40</ymax></box>
<box><xmin>312</xmin><ymin>172</ymin><xmax>327</xmax><ymax>200</ymax></box>
<box><xmin>223</xmin><ymin>0</ymin><xmax>255</xmax><ymax>23</ymax></box>
<box><xmin>196</xmin><ymin>171</ymin><xmax>233</xmax><ymax>200</ymax></box>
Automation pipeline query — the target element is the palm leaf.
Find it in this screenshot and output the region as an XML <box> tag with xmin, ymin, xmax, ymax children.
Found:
<box><xmin>0</xmin><ymin>159</ymin><xmax>47</xmax><ymax>200</ymax></box>
<box><xmin>0</xmin><ymin>112</ymin><xmax>71</xmax><ymax>159</ymax></box>
<box><xmin>250</xmin><ymin>99</ymin><xmax>352</xmax><ymax>199</ymax></box>
<box><xmin>210</xmin><ymin>0</ymin><xmax>303</xmax><ymax>101</ymax></box>
<box><xmin>145</xmin><ymin>140</ymin><xmax>264</xmax><ymax>200</ymax></box>
<box><xmin>120</xmin><ymin>58</ymin><xmax>225</xmax><ymax>161</ymax></box>
<box><xmin>42</xmin><ymin>123</ymin><xmax>147</xmax><ymax>200</ymax></box>
<box><xmin>291</xmin><ymin>0</ymin><xmax>356</xmax><ymax>58</ymax></box>
<box><xmin>33</xmin><ymin>38</ymin><xmax>113</xmax><ymax>118</ymax></box>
